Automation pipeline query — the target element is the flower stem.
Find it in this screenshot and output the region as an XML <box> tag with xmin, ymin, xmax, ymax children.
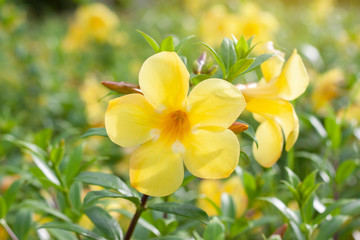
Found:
<box><xmin>0</xmin><ymin>219</ymin><xmax>19</xmax><ymax>240</ymax></box>
<box><xmin>124</xmin><ymin>194</ymin><xmax>149</xmax><ymax>240</ymax></box>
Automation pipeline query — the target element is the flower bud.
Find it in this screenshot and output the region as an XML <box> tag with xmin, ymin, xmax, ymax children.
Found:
<box><xmin>229</xmin><ymin>121</ymin><xmax>249</xmax><ymax>134</ymax></box>
<box><xmin>101</xmin><ymin>81</ymin><xmax>142</xmax><ymax>94</ymax></box>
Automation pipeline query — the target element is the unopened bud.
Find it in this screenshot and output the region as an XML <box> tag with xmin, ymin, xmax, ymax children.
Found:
<box><xmin>229</xmin><ymin>121</ymin><xmax>249</xmax><ymax>134</ymax></box>
<box><xmin>193</xmin><ymin>52</ymin><xmax>207</xmax><ymax>74</ymax></box>
<box><xmin>101</xmin><ymin>81</ymin><xmax>142</xmax><ymax>95</ymax></box>
<box><xmin>271</xmin><ymin>223</ymin><xmax>288</xmax><ymax>238</ymax></box>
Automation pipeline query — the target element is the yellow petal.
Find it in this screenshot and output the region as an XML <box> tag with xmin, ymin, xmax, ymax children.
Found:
<box><xmin>130</xmin><ymin>140</ymin><xmax>184</xmax><ymax>197</ymax></box>
<box><xmin>276</xmin><ymin>50</ymin><xmax>309</xmax><ymax>101</ymax></box>
<box><xmin>261</xmin><ymin>42</ymin><xmax>285</xmax><ymax>82</ymax></box>
<box><xmin>246</xmin><ymin>97</ymin><xmax>298</xmax><ymax>151</ymax></box>
<box><xmin>253</xmin><ymin>120</ymin><xmax>283</xmax><ymax>167</ymax></box>
<box><xmin>188</xmin><ymin>79</ymin><xmax>246</xmax><ymax>129</ymax></box>
<box><xmin>139</xmin><ymin>51</ymin><xmax>189</xmax><ymax>110</ymax></box>
<box><xmin>183</xmin><ymin>129</ymin><xmax>239</xmax><ymax>178</ymax></box>
<box><xmin>105</xmin><ymin>94</ymin><xmax>160</xmax><ymax>148</ymax></box>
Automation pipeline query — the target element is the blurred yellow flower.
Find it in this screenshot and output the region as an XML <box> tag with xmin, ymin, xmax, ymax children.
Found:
<box><xmin>0</xmin><ymin>225</ymin><xmax>8</xmax><ymax>240</ymax></box>
<box><xmin>80</xmin><ymin>74</ymin><xmax>108</xmax><ymax>126</ymax></box>
<box><xmin>311</xmin><ymin>68</ymin><xmax>344</xmax><ymax>115</ymax></box>
<box><xmin>63</xmin><ymin>3</ymin><xmax>120</xmax><ymax>51</ymax></box>
<box><xmin>200</xmin><ymin>3</ymin><xmax>278</xmax><ymax>47</ymax></box>
<box><xmin>337</xmin><ymin>82</ymin><xmax>360</xmax><ymax>125</ymax></box>
<box><xmin>198</xmin><ymin>176</ymin><xmax>248</xmax><ymax>217</ymax></box>
<box><xmin>237</xmin><ymin>42</ymin><xmax>309</xmax><ymax>167</ymax></box>
<box><xmin>105</xmin><ymin>51</ymin><xmax>246</xmax><ymax>197</ymax></box>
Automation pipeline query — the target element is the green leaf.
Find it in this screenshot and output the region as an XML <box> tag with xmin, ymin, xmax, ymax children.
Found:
<box><xmin>28</xmin><ymin>152</ymin><xmax>61</xmax><ymax>186</ymax></box>
<box><xmin>0</xmin><ymin>196</ymin><xmax>7</xmax><ymax>219</ymax></box>
<box><xmin>69</xmin><ymin>182</ymin><xmax>82</xmax><ymax>210</ymax></box>
<box><xmin>197</xmin><ymin>42</ymin><xmax>226</xmax><ymax>78</ymax></box>
<box><xmin>281</xmin><ymin>180</ymin><xmax>300</xmax><ymax>203</ymax></box>
<box><xmin>50</xmin><ymin>140</ymin><xmax>65</xmax><ymax>166</ymax></box>
<box><xmin>175</xmin><ymin>35</ymin><xmax>195</xmax><ymax>53</ymax></box>
<box><xmin>21</xmin><ymin>200</ymin><xmax>71</xmax><ymax>222</ymax></box>
<box><xmin>204</xmin><ymin>217</ymin><xmax>225</xmax><ymax>240</ymax></box>
<box><xmin>312</xmin><ymin>199</ymin><xmax>353</xmax><ymax>225</ymax></box>
<box><xmin>335</xmin><ymin>160</ymin><xmax>359</xmax><ymax>184</ymax></box>
<box><xmin>85</xmin><ymin>206</ymin><xmax>123</xmax><ymax>240</ymax></box>
<box><xmin>113</xmin><ymin>209</ymin><xmax>160</xmax><ymax>236</ymax></box>
<box><xmin>190</xmin><ymin>74</ymin><xmax>211</xmax><ymax>85</ymax></box>
<box><xmin>219</xmin><ymin>38</ymin><xmax>237</xmax><ymax>75</ymax></box>
<box><xmin>64</xmin><ymin>145</ymin><xmax>83</xmax><ymax>186</ymax></box>
<box><xmin>324</xmin><ymin>111</ymin><xmax>341</xmax><ymax>150</ymax></box>
<box><xmin>227</xmin><ymin>58</ymin><xmax>255</xmax><ymax>82</ymax></box>
<box><xmin>240</xmin><ymin>53</ymin><xmax>273</xmax><ymax>75</ymax></box>
<box><xmin>40</xmin><ymin>222</ymin><xmax>106</xmax><ymax>240</ymax></box>
<box><xmin>81</xmin><ymin>128</ymin><xmax>108</xmax><ymax>138</ymax></box>
<box><xmin>3</xmin><ymin>134</ymin><xmax>47</xmax><ymax>158</ymax></box>
<box><xmin>3</xmin><ymin>179</ymin><xmax>22</xmax><ymax>209</ymax></box>
<box><xmin>137</xmin><ymin>30</ymin><xmax>160</xmax><ymax>53</ymax></box>
<box><xmin>259</xmin><ymin>197</ymin><xmax>300</xmax><ymax>223</ymax></box>
<box><xmin>285</xmin><ymin>167</ymin><xmax>301</xmax><ymax>187</ymax></box>
<box><xmin>289</xmin><ymin>221</ymin><xmax>305</xmax><ymax>240</ymax></box>
<box><xmin>221</xmin><ymin>193</ymin><xmax>236</xmax><ymax>221</ymax></box>
<box><xmin>160</xmin><ymin>36</ymin><xmax>175</xmax><ymax>52</ymax></box>
<box><xmin>13</xmin><ymin>209</ymin><xmax>32</xmax><ymax>240</ymax></box>
<box><xmin>75</xmin><ymin>172</ymin><xmax>138</xmax><ymax>199</ymax></box>
<box><xmin>341</xmin><ymin>200</ymin><xmax>360</xmax><ymax>216</ymax></box>
<box><xmin>316</xmin><ymin>215</ymin><xmax>349</xmax><ymax>240</ymax></box>
<box><xmin>84</xmin><ymin>190</ymin><xmax>140</xmax><ymax>207</ymax></box>
<box><xmin>148</xmin><ymin>202</ymin><xmax>209</xmax><ymax>224</ymax></box>
<box><xmin>236</xmin><ymin>168</ymin><xmax>256</xmax><ymax>200</ymax></box>
<box><xmin>301</xmin><ymin>194</ymin><xmax>315</xmax><ymax>223</ymax></box>
<box><xmin>235</xmin><ymin>35</ymin><xmax>249</xmax><ymax>59</ymax></box>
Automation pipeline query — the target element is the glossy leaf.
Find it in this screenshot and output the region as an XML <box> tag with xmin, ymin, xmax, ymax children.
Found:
<box><xmin>240</xmin><ymin>53</ymin><xmax>273</xmax><ymax>75</ymax></box>
<box><xmin>175</xmin><ymin>35</ymin><xmax>195</xmax><ymax>53</ymax></box>
<box><xmin>148</xmin><ymin>202</ymin><xmax>209</xmax><ymax>224</ymax></box>
<box><xmin>160</xmin><ymin>36</ymin><xmax>175</xmax><ymax>52</ymax></box>
<box><xmin>219</xmin><ymin>38</ymin><xmax>236</xmax><ymax>74</ymax></box>
<box><xmin>316</xmin><ymin>215</ymin><xmax>349</xmax><ymax>240</ymax></box>
<box><xmin>85</xmin><ymin>206</ymin><xmax>123</xmax><ymax>240</ymax></box>
<box><xmin>81</xmin><ymin>128</ymin><xmax>108</xmax><ymax>138</ymax></box>
<box><xmin>75</xmin><ymin>172</ymin><xmax>138</xmax><ymax>199</ymax></box>
<box><xmin>3</xmin><ymin>179</ymin><xmax>22</xmax><ymax>209</ymax></box>
<box><xmin>64</xmin><ymin>145</ymin><xmax>83</xmax><ymax>186</ymax></box>
<box><xmin>259</xmin><ymin>197</ymin><xmax>300</xmax><ymax>223</ymax></box>
<box><xmin>235</xmin><ymin>35</ymin><xmax>249</xmax><ymax>59</ymax></box>
<box><xmin>137</xmin><ymin>30</ymin><xmax>160</xmax><ymax>53</ymax></box>
<box><xmin>227</xmin><ymin>58</ymin><xmax>255</xmax><ymax>82</ymax></box>
<box><xmin>41</xmin><ymin>222</ymin><xmax>106</xmax><ymax>240</ymax></box>
<box><xmin>21</xmin><ymin>200</ymin><xmax>71</xmax><ymax>222</ymax></box>
<box><xmin>83</xmin><ymin>190</ymin><xmax>140</xmax><ymax>207</ymax></box>
<box><xmin>13</xmin><ymin>209</ymin><xmax>32</xmax><ymax>240</ymax></box>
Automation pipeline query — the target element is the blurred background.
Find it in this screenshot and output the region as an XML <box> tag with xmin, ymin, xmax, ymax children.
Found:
<box><xmin>1</xmin><ymin>0</ymin><xmax>360</xmax><ymax>239</ymax></box>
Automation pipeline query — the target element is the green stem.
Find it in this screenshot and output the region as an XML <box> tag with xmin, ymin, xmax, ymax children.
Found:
<box><xmin>0</xmin><ymin>219</ymin><xmax>19</xmax><ymax>240</ymax></box>
<box><xmin>124</xmin><ymin>195</ymin><xmax>149</xmax><ymax>240</ymax></box>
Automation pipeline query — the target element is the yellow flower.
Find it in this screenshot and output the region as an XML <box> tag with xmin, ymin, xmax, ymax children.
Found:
<box><xmin>105</xmin><ymin>51</ymin><xmax>246</xmax><ymax>197</ymax></box>
<box><xmin>198</xmin><ymin>176</ymin><xmax>248</xmax><ymax>217</ymax></box>
<box><xmin>237</xmin><ymin>42</ymin><xmax>309</xmax><ymax>167</ymax></box>
<box><xmin>311</xmin><ymin>68</ymin><xmax>344</xmax><ymax>115</ymax></box>
<box><xmin>63</xmin><ymin>3</ymin><xmax>120</xmax><ymax>51</ymax></box>
<box><xmin>200</xmin><ymin>3</ymin><xmax>278</xmax><ymax>47</ymax></box>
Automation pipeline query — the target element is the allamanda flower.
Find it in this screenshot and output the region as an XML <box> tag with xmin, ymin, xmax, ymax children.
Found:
<box><xmin>237</xmin><ymin>42</ymin><xmax>309</xmax><ymax>167</ymax></box>
<box><xmin>63</xmin><ymin>3</ymin><xmax>120</xmax><ymax>51</ymax></box>
<box><xmin>105</xmin><ymin>52</ymin><xmax>246</xmax><ymax>197</ymax></box>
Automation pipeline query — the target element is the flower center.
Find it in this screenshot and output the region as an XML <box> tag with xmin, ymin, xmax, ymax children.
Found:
<box><xmin>160</xmin><ymin>110</ymin><xmax>191</xmax><ymax>143</ymax></box>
